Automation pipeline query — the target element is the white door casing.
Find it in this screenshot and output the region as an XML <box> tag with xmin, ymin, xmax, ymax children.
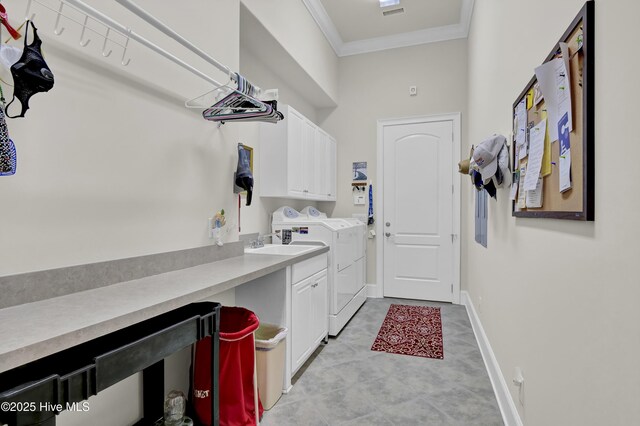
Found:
<box><xmin>376</xmin><ymin>114</ymin><xmax>461</xmax><ymax>303</ymax></box>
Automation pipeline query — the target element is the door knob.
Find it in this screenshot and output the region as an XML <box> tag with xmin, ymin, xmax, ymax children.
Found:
<box><xmin>386</xmin><ymin>222</ymin><xmax>391</xmax><ymax>227</ymax></box>
<box><xmin>385</xmin><ymin>232</ymin><xmax>391</xmax><ymax>237</ymax></box>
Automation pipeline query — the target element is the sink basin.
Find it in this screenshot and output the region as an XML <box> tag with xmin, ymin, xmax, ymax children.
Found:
<box><xmin>245</xmin><ymin>244</ymin><xmax>320</xmax><ymax>256</ymax></box>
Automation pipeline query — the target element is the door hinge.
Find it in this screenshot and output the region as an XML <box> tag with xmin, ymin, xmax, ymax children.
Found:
<box><xmin>451</xmin><ymin>284</ymin><xmax>453</xmax><ymax>293</ymax></box>
<box><xmin>452</xmin><ymin>184</ymin><xmax>454</xmax><ymax>194</ymax></box>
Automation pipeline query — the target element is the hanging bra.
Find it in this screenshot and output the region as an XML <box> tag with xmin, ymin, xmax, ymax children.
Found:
<box><xmin>6</xmin><ymin>20</ymin><xmax>55</xmax><ymax>119</ymax></box>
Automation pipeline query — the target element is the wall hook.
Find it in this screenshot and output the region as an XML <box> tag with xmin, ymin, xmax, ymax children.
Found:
<box><xmin>24</xmin><ymin>0</ymin><xmax>36</xmax><ymax>21</ymax></box>
<box><xmin>79</xmin><ymin>15</ymin><xmax>91</xmax><ymax>47</ymax></box>
<box><xmin>53</xmin><ymin>2</ymin><xmax>65</xmax><ymax>35</ymax></box>
<box><xmin>102</xmin><ymin>27</ymin><xmax>113</xmax><ymax>57</ymax></box>
<box><xmin>121</xmin><ymin>28</ymin><xmax>132</xmax><ymax>66</ymax></box>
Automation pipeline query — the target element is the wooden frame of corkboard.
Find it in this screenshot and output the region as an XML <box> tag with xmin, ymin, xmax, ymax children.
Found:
<box><xmin>512</xmin><ymin>1</ymin><xmax>594</xmax><ymax>221</ymax></box>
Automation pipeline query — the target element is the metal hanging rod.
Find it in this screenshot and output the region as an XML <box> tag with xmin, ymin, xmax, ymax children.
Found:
<box><xmin>113</xmin><ymin>0</ymin><xmax>265</xmax><ymax>97</ymax></box>
<box><xmin>25</xmin><ymin>0</ymin><xmax>127</xmax><ymax>51</ymax></box>
<box><xmin>63</xmin><ymin>0</ymin><xmax>227</xmax><ymax>87</ymax></box>
<box><xmin>26</xmin><ymin>0</ymin><xmax>226</xmax><ymax>87</ymax></box>
<box><xmin>114</xmin><ymin>0</ymin><xmax>238</xmax><ymax>85</ymax></box>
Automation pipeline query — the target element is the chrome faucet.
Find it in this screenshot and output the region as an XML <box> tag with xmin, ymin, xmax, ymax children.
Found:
<box><xmin>263</xmin><ymin>233</ymin><xmax>282</xmax><ymax>244</ymax></box>
<box><xmin>249</xmin><ymin>237</ymin><xmax>264</xmax><ymax>249</ymax></box>
<box><xmin>249</xmin><ymin>233</ymin><xmax>281</xmax><ymax>248</ymax></box>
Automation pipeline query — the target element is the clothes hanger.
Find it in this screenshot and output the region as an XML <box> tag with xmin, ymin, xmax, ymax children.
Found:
<box><xmin>184</xmin><ymin>78</ymin><xmax>237</xmax><ymax>108</ymax></box>
<box><xmin>185</xmin><ymin>72</ymin><xmax>282</xmax><ymax>123</ymax></box>
<box><xmin>0</xmin><ymin>4</ymin><xmax>22</xmax><ymax>40</ymax></box>
<box><xmin>203</xmin><ymin>73</ymin><xmax>282</xmax><ymax>122</ymax></box>
<box><xmin>202</xmin><ymin>92</ymin><xmax>282</xmax><ymax>123</ymax></box>
<box><xmin>202</xmin><ymin>74</ymin><xmax>278</xmax><ymax>121</ymax></box>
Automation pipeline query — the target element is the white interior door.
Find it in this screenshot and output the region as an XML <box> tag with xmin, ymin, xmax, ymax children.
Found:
<box><xmin>382</xmin><ymin>120</ymin><xmax>454</xmax><ymax>301</ymax></box>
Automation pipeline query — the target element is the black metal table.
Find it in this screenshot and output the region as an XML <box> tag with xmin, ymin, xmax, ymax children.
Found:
<box><xmin>0</xmin><ymin>302</ymin><xmax>220</xmax><ymax>426</ymax></box>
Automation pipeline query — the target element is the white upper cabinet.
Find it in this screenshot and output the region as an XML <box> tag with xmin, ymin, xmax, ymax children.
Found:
<box><xmin>286</xmin><ymin>109</ymin><xmax>306</xmax><ymax>197</ymax></box>
<box><xmin>326</xmin><ymin>134</ymin><xmax>337</xmax><ymax>201</ymax></box>
<box><xmin>260</xmin><ymin>105</ymin><xmax>337</xmax><ymax>201</ymax></box>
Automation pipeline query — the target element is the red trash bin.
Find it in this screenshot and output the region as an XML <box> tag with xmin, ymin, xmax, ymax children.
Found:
<box><xmin>193</xmin><ymin>306</ymin><xmax>264</xmax><ymax>426</ymax></box>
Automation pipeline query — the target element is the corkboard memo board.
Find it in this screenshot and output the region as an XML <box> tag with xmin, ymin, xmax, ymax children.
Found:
<box><xmin>512</xmin><ymin>1</ymin><xmax>594</xmax><ymax>221</ymax></box>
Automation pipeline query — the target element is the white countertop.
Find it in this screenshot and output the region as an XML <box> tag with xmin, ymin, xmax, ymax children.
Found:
<box><xmin>0</xmin><ymin>246</ymin><xmax>329</xmax><ymax>374</ymax></box>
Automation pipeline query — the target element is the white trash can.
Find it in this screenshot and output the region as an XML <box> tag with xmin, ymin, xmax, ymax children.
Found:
<box><xmin>254</xmin><ymin>324</ymin><xmax>288</xmax><ymax>410</ymax></box>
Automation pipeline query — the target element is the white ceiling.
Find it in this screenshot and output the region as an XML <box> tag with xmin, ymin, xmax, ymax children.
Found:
<box><xmin>302</xmin><ymin>0</ymin><xmax>475</xmax><ymax>57</ymax></box>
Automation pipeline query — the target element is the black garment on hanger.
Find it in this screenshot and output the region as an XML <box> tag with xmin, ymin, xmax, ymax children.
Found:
<box><xmin>6</xmin><ymin>21</ymin><xmax>54</xmax><ymax>118</ymax></box>
<box><xmin>235</xmin><ymin>144</ymin><xmax>253</xmax><ymax>206</ymax></box>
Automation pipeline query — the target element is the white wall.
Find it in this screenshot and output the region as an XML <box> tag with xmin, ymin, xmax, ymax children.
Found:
<box><xmin>236</xmin><ymin>44</ymin><xmax>321</xmax><ymax>235</ymax></box>
<box><xmin>0</xmin><ymin>1</ymin><xmax>245</xmax><ymax>424</ymax></box>
<box><xmin>466</xmin><ymin>0</ymin><xmax>640</xmax><ymax>424</ymax></box>
<box><xmin>240</xmin><ymin>0</ymin><xmax>338</xmax><ymax>103</ymax></box>
<box><xmin>318</xmin><ymin>39</ymin><xmax>468</xmax><ymax>287</ymax></box>
<box><xmin>0</xmin><ymin>0</ymin><xmax>242</xmax><ymax>275</ymax></box>
<box><xmin>0</xmin><ymin>0</ymin><xmax>326</xmax><ymax>419</ymax></box>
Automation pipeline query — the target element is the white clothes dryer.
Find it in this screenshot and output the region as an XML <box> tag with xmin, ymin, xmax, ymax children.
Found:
<box><xmin>272</xmin><ymin>206</ymin><xmax>367</xmax><ymax>335</ymax></box>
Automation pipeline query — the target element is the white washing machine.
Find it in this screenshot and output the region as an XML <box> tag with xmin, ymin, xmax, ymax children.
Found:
<box><xmin>272</xmin><ymin>206</ymin><xmax>367</xmax><ymax>335</ymax></box>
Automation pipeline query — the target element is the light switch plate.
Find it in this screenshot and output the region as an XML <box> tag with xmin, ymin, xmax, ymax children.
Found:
<box><xmin>354</xmin><ymin>194</ymin><xmax>366</xmax><ymax>205</ymax></box>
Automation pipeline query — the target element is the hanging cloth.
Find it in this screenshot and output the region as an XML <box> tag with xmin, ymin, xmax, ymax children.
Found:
<box><xmin>235</xmin><ymin>144</ymin><xmax>253</xmax><ymax>206</ymax></box>
<box><xmin>0</xmin><ymin>101</ymin><xmax>16</xmax><ymax>176</ymax></box>
<box><xmin>5</xmin><ymin>20</ymin><xmax>55</xmax><ymax>119</ymax></box>
<box><xmin>0</xmin><ymin>77</ymin><xmax>16</xmax><ymax>176</ymax></box>
<box><xmin>368</xmin><ymin>183</ymin><xmax>374</xmax><ymax>225</ymax></box>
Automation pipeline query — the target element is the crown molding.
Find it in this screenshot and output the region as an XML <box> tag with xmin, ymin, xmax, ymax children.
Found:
<box><xmin>302</xmin><ymin>0</ymin><xmax>475</xmax><ymax>57</ymax></box>
<box><xmin>300</xmin><ymin>0</ymin><xmax>343</xmax><ymax>54</ymax></box>
<box><xmin>339</xmin><ymin>23</ymin><xmax>467</xmax><ymax>56</ymax></box>
<box><xmin>459</xmin><ymin>0</ymin><xmax>475</xmax><ymax>37</ymax></box>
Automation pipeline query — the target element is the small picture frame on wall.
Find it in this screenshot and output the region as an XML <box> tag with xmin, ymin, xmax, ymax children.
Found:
<box><xmin>353</xmin><ymin>161</ymin><xmax>367</xmax><ymax>181</ymax></box>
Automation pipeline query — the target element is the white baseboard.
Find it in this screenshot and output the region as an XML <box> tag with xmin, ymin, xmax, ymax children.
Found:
<box><xmin>461</xmin><ymin>291</ymin><xmax>523</xmax><ymax>426</ymax></box>
<box><xmin>366</xmin><ymin>284</ymin><xmax>380</xmax><ymax>298</ymax></box>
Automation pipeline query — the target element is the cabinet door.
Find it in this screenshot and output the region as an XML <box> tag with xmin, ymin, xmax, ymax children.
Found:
<box><xmin>314</xmin><ymin>130</ymin><xmax>328</xmax><ymax>200</ymax></box>
<box><xmin>327</xmin><ymin>136</ymin><xmax>337</xmax><ymax>201</ymax></box>
<box><xmin>312</xmin><ymin>272</ymin><xmax>329</xmax><ymax>343</ymax></box>
<box><xmin>302</xmin><ymin>119</ymin><xmax>317</xmax><ymax>197</ymax></box>
<box><xmin>287</xmin><ymin>110</ymin><xmax>306</xmax><ymax>197</ymax></box>
<box><xmin>292</xmin><ymin>277</ymin><xmax>313</xmax><ymax>371</ymax></box>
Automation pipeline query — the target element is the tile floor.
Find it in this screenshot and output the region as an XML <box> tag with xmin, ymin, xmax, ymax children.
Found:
<box><xmin>261</xmin><ymin>298</ymin><xmax>503</xmax><ymax>426</ymax></box>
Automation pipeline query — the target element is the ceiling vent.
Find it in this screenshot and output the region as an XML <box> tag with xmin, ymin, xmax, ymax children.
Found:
<box><xmin>382</xmin><ymin>7</ymin><xmax>404</xmax><ymax>17</ymax></box>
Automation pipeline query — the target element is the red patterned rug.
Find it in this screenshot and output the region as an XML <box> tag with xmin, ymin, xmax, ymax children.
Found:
<box><xmin>371</xmin><ymin>304</ymin><xmax>444</xmax><ymax>359</ymax></box>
